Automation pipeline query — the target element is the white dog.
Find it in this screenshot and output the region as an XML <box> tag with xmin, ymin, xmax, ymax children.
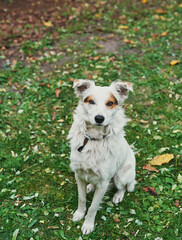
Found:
<box><xmin>68</xmin><ymin>79</ymin><xmax>136</xmax><ymax>235</ymax></box>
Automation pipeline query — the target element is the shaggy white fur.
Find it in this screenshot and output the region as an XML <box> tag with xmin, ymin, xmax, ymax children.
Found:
<box><xmin>68</xmin><ymin>79</ymin><xmax>136</xmax><ymax>235</ymax></box>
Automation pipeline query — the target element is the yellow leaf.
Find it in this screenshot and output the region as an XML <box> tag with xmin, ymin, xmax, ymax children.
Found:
<box><xmin>142</xmin><ymin>0</ymin><xmax>149</xmax><ymax>3</ymax></box>
<box><xmin>94</xmin><ymin>13</ymin><xmax>101</xmax><ymax>19</ymax></box>
<box><xmin>118</xmin><ymin>25</ymin><xmax>128</xmax><ymax>30</ymax></box>
<box><xmin>160</xmin><ymin>31</ymin><xmax>168</xmax><ymax>37</ymax></box>
<box><xmin>170</xmin><ymin>60</ymin><xmax>180</xmax><ymax>66</ymax></box>
<box><xmin>42</xmin><ymin>20</ymin><xmax>53</xmax><ymax>27</ymax></box>
<box><xmin>0</xmin><ymin>88</ymin><xmax>6</xmax><ymax>92</ymax></box>
<box><xmin>123</xmin><ymin>39</ymin><xmax>135</xmax><ymax>44</ymax></box>
<box><xmin>155</xmin><ymin>9</ymin><xmax>167</xmax><ymax>14</ymax></box>
<box><xmin>149</xmin><ymin>154</ymin><xmax>174</xmax><ymax>166</ymax></box>
<box><xmin>179</xmin><ymin>3</ymin><xmax>182</xmax><ymax>7</ymax></box>
<box><xmin>160</xmin><ymin>16</ymin><xmax>166</xmax><ymax>21</ymax></box>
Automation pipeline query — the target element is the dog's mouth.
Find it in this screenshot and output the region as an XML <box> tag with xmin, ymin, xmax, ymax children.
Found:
<box><xmin>86</xmin><ymin>121</ymin><xmax>105</xmax><ymax>128</ymax></box>
<box><xmin>96</xmin><ymin>123</ymin><xmax>103</xmax><ymax>126</ymax></box>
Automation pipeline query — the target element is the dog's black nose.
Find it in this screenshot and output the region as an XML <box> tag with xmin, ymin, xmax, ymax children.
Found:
<box><xmin>95</xmin><ymin>115</ymin><xmax>105</xmax><ymax>124</ymax></box>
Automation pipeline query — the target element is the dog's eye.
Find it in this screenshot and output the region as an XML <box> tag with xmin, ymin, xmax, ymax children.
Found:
<box><xmin>89</xmin><ymin>99</ymin><xmax>95</xmax><ymax>105</ymax></box>
<box><xmin>106</xmin><ymin>101</ymin><xmax>114</xmax><ymax>106</ymax></box>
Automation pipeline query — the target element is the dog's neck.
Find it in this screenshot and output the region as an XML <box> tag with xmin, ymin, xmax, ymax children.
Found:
<box><xmin>84</xmin><ymin>122</ymin><xmax>109</xmax><ymax>140</ymax></box>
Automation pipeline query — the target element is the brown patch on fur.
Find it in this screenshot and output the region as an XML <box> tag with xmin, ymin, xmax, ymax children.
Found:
<box><xmin>84</xmin><ymin>95</ymin><xmax>94</xmax><ymax>103</ymax></box>
<box><xmin>106</xmin><ymin>93</ymin><xmax>118</xmax><ymax>109</ymax></box>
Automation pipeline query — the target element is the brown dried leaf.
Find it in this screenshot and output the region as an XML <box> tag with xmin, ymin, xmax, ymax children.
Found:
<box><xmin>51</xmin><ymin>112</ymin><xmax>56</xmax><ymax>120</ymax></box>
<box><xmin>143</xmin><ymin>164</ymin><xmax>159</xmax><ymax>172</ymax></box>
<box><xmin>113</xmin><ymin>214</ymin><xmax>120</xmax><ymax>223</ymax></box>
<box><xmin>113</xmin><ymin>218</ymin><xmax>121</xmax><ymax>223</ymax></box>
<box><xmin>55</xmin><ymin>89</ymin><xmax>61</xmax><ymax>98</ymax></box>
<box><xmin>174</xmin><ymin>200</ymin><xmax>179</xmax><ymax>208</ymax></box>
<box><xmin>143</xmin><ymin>186</ymin><xmax>158</xmax><ymax>196</ymax></box>
<box><xmin>53</xmin><ymin>106</ymin><xmax>60</xmax><ymax>110</ymax></box>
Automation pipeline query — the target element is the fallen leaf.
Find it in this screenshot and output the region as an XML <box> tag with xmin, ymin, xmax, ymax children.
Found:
<box><xmin>149</xmin><ymin>153</ymin><xmax>174</xmax><ymax>165</ymax></box>
<box><xmin>155</xmin><ymin>9</ymin><xmax>167</xmax><ymax>14</ymax></box>
<box><xmin>160</xmin><ymin>16</ymin><xmax>166</xmax><ymax>21</ymax></box>
<box><xmin>118</xmin><ymin>25</ymin><xmax>128</xmax><ymax>30</ymax></box>
<box><xmin>113</xmin><ymin>218</ymin><xmax>121</xmax><ymax>223</ymax></box>
<box><xmin>55</xmin><ymin>89</ymin><xmax>61</xmax><ymax>98</ymax></box>
<box><xmin>94</xmin><ymin>13</ymin><xmax>101</xmax><ymax>19</ymax></box>
<box><xmin>143</xmin><ymin>186</ymin><xmax>158</xmax><ymax>196</ymax></box>
<box><xmin>170</xmin><ymin>60</ymin><xmax>180</xmax><ymax>66</ymax></box>
<box><xmin>140</xmin><ymin>119</ymin><xmax>148</xmax><ymax>124</ymax></box>
<box><xmin>0</xmin><ymin>88</ymin><xmax>6</xmax><ymax>92</ymax></box>
<box><xmin>57</xmin><ymin>119</ymin><xmax>64</xmax><ymax>123</ymax></box>
<box><xmin>91</xmin><ymin>56</ymin><xmax>101</xmax><ymax>60</ymax></box>
<box><xmin>177</xmin><ymin>174</ymin><xmax>182</xmax><ymax>183</ymax></box>
<box><xmin>143</xmin><ymin>164</ymin><xmax>159</xmax><ymax>172</ymax></box>
<box><xmin>142</xmin><ymin>0</ymin><xmax>149</xmax><ymax>3</ymax></box>
<box><xmin>174</xmin><ymin>200</ymin><xmax>179</xmax><ymax>208</ymax></box>
<box><xmin>153</xmin><ymin>135</ymin><xmax>162</xmax><ymax>140</ymax></box>
<box><xmin>11</xmin><ymin>59</ymin><xmax>17</xmax><ymax>68</ymax></box>
<box><xmin>53</xmin><ymin>106</ymin><xmax>60</xmax><ymax>110</ymax></box>
<box><xmin>47</xmin><ymin>226</ymin><xmax>59</xmax><ymax>229</ymax></box>
<box><xmin>42</xmin><ymin>20</ymin><xmax>53</xmax><ymax>27</ymax></box>
<box><xmin>123</xmin><ymin>39</ymin><xmax>135</xmax><ymax>44</ymax></box>
<box><xmin>51</xmin><ymin>112</ymin><xmax>56</xmax><ymax>120</ymax></box>
<box><xmin>160</xmin><ymin>31</ymin><xmax>168</xmax><ymax>37</ymax></box>
<box><xmin>113</xmin><ymin>214</ymin><xmax>120</xmax><ymax>223</ymax></box>
<box><xmin>13</xmin><ymin>229</ymin><xmax>20</xmax><ymax>239</ymax></box>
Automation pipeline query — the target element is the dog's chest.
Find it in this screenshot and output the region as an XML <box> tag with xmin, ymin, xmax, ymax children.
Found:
<box><xmin>76</xmin><ymin>168</ymin><xmax>101</xmax><ymax>184</ymax></box>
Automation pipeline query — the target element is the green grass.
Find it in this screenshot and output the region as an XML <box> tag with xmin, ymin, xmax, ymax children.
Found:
<box><xmin>0</xmin><ymin>0</ymin><xmax>181</xmax><ymax>239</ymax></box>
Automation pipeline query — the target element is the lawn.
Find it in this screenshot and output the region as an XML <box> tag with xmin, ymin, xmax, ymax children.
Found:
<box><xmin>0</xmin><ymin>0</ymin><xmax>181</xmax><ymax>239</ymax></box>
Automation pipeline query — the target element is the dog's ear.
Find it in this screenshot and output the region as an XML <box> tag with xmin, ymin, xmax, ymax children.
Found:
<box><xmin>111</xmin><ymin>81</ymin><xmax>133</xmax><ymax>103</ymax></box>
<box><xmin>73</xmin><ymin>79</ymin><xmax>95</xmax><ymax>97</ymax></box>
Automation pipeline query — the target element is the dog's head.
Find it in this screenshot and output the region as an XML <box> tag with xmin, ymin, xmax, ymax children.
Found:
<box><xmin>73</xmin><ymin>79</ymin><xmax>133</xmax><ymax>126</ymax></box>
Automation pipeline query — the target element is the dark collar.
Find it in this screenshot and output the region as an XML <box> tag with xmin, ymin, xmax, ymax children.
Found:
<box><xmin>77</xmin><ymin>134</ymin><xmax>107</xmax><ymax>153</ymax></box>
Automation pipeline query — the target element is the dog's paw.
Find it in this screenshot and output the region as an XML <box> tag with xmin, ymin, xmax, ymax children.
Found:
<box><xmin>73</xmin><ymin>209</ymin><xmax>85</xmax><ymax>222</ymax></box>
<box><xmin>112</xmin><ymin>190</ymin><xmax>125</xmax><ymax>204</ymax></box>
<box><xmin>86</xmin><ymin>184</ymin><xmax>95</xmax><ymax>194</ymax></box>
<box><xmin>81</xmin><ymin>221</ymin><xmax>94</xmax><ymax>235</ymax></box>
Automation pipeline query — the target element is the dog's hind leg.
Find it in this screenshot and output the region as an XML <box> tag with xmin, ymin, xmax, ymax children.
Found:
<box><xmin>127</xmin><ymin>180</ymin><xmax>137</xmax><ymax>192</ymax></box>
<box><xmin>112</xmin><ymin>172</ymin><xmax>126</xmax><ymax>204</ymax></box>
<box><xmin>73</xmin><ymin>173</ymin><xmax>87</xmax><ymax>222</ymax></box>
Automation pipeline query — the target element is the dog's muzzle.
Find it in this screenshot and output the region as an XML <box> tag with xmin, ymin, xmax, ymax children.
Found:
<box><xmin>95</xmin><ymin>115</ymin><xmax>105</xmax><ymax>124</ymax></box>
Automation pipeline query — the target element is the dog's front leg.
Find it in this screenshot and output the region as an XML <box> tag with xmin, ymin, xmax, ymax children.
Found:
<box><xmin>82</xmin><ymin>180</ymin><xmax>109</xmax><ymax>235</ymax></box>
<box><xmin>73</xmin><ymin>173</ymin><xmax>87</xmax><ymax>221</ymax></box>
